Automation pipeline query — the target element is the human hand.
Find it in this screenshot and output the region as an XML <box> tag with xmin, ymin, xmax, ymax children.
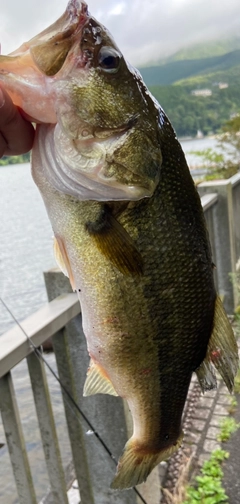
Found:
<box><xmin>0</xmin><ymin>85</ymin><xmax>35</xmax><ymax>158</ymax></box>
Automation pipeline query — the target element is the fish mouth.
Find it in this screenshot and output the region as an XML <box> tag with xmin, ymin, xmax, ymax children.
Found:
<box><xmin>9</xmin><ymin>1</ymin><xmax>89</xmax><ymax>61</ymax></box>
<box><xmin>66</xmin><ymin>0</ymin><xmax>89</xmax><ymax>22</ymax></box>
<box><xmin>0</xmin><ymin>1</ymin><xmax>91</xmax><ymax>121</ymax></box>
<box><xmin>29</xmin><ymin>1</ymin><xmax>90</xmax><ymax>77</ymax></box>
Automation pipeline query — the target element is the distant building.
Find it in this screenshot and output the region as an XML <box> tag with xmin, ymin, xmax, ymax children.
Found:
<box><xmin>191</xmin><ymin>89</ymin><xmax>212</xmax><ymax>97</ymax></box>
<box><xmin>212</xmin><ymin>82</ymin><xmax>229</xmax><ymax>89</ymax></box>
<box><xmin>218</xmin><ymin>82</ymin><xmax>229</xmax><ymax>89</ymax></box>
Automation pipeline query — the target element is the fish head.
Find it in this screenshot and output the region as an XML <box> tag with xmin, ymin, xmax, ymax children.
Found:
<box><xmin>0</xmin><ymin>1</ymin><xmax>163</xmax><ymax>201</ymax></box>
<box><xmin>53</xmin><ymin>5</ymin><xmax>163</xmax><ymax>201</ymax></box>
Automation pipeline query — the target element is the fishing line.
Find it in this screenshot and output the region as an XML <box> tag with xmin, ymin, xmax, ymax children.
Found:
<box><xmin>0</xmin><ymin>297</ymin><xmax>148</xmax><ymax>504</ymax></box>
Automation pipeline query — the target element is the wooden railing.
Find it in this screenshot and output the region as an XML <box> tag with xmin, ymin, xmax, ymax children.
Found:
<box><xmin>198</xmin><ymin>172</ymin><xmax>240</xmax><ymax>313</ymax></box>
<box><xmin>0</xmin><ymin>179</ymin><xmax>239</xmax><ymax>504</ymax></box>
<box><xmin>0</xmin><ymin>294</ymin><xmax>83</xmax><ymax>504</ymax></box>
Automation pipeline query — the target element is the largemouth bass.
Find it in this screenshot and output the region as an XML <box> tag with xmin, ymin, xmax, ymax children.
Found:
<box><xmin>0</xmin><ymin>0</ymin><xmax>238</xmax><ymax>489</ymax></box>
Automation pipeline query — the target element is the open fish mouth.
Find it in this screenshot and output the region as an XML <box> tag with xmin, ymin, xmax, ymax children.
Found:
<box><xmin>0</xmin><ymin>1</ymin><xmax>90</xmax><ymax>121</ymax></box>
<box><xmin>25</xmin><ymin>1</ymin><xmax>90</xmax><ymax>78</ymax></box>
<box><xmin>7</xmin><ymin>1</ymin><xmax>89</xmax><ymax>62</ymax></box>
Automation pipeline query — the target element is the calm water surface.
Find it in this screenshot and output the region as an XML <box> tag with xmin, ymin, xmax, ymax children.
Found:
<box><xmin>0</xmin><ymin>164</ymin><xmax>70</xmax><ymax>504</ymax></box>
<box><xmin>0</xmin><ymin>137</ymin><xmax>216</xmax><ymax>502</ymax></box>
<box><xmin>0</xmin><ymin>163</ymin><xmax>53</xmax><ymax>335</ymax></box>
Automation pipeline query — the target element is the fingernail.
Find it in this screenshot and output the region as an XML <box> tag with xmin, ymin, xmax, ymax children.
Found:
<box><xmin>0</xmin><ymin>87</ymin><xmax>5</xmax><ymax>108</ymax></box>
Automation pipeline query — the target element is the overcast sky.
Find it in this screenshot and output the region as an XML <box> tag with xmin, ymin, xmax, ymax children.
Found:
<box><xmin>1</xmin><ymin>0</ymin><xmax>240</xmax><ymax>66</ymax></box>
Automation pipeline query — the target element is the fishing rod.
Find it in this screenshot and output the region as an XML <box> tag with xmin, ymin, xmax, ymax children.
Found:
<box><xmin>0</xmin><ymin>297</ymin><xmax>148</xmax><ymax>504</ymax></box>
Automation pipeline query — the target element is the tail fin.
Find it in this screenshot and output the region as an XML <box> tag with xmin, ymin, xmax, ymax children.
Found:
<box><xmin>111</xmin><ymin>434</ymin><xmax>183</xmax><ymax>490</ymax></box>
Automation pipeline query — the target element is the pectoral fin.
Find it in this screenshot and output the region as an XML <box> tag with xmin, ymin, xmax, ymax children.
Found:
<box><xmin>196</xmin><ymin>296</ymin><xmax>239</xmax><ymax>393</ymax></box>
<box><xmin>83</xmin><ymin>359</ymin><xmax>118</xmax><ymax>397</ymax></box>
<box><xmin>53</xmin><ymin>236</ymin><xmax>76</xmax><ymax>291</ymax></box>
<box><xmin>86</xmin><ymin>206</ymin><xmax>143</xmax><ymax>276</ymax></box>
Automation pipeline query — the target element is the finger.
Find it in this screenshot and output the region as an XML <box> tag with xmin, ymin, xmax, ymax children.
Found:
<box><xmin>0</xmin><ymin>85</ymin><xmax>35</xmax><ymax>156</ymax></box>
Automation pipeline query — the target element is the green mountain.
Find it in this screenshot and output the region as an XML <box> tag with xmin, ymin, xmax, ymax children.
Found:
<box><xmin>148</xmin><ymin>84</ymin><xmax>240</xmax><ymax>137</ymax></box>
<box><xmin>138</xmin><ymin>50</ymin><xmax>240</xmax><ymax>87</ymax></box>
<box><xmin>168</xmin><ymin>37</ymin><xmax>240</xmax><ymax>61</ymax></box>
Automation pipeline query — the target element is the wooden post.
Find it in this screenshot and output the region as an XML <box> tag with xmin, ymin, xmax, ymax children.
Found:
<box><xmin>0</xmin><ymin>372</ymin><xmax>37</xmax><ymax>504</ymax></box>
<box><xmin>231</xmin><ymin>173</ymin><xmax>240</xmax><ymax>268</ymax></box>
<box><xmin>198</xmin><ymin>181</ymin><xmax>237</xmax><ymax>313</ymax></box>
<box><xmin>27</xmin><ymin>352</ymin><xmax>69</xmax><ymax>504</ymax></box>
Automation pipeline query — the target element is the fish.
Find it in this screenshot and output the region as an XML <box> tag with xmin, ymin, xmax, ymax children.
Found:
<box><xmin>0</xmin><ymin>0</ymin><xmax>238</xmax><ymax>490</ymax></box>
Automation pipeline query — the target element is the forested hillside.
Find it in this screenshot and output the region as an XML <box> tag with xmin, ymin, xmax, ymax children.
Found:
<box><xmin>139</xmin><ymin>39</ymin><xmax>240</xmax><ymax>137</ymax></box>
<box><xmin>139</xmin><ymin>50</ymin><xmax>240</xmax><ymax>86</ymax></box>
<box><xmin>150</xmin><ymin>84</ymin><xmax>240</xmax><ymax>137</ymax></box>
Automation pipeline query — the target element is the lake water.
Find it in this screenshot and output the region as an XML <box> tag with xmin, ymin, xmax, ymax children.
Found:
<box><xmin>0</xmin><ymin>163</ymin><xmax>53</xmax><ymax>335</ymax></box>
<box><xmin>0</xmin><ymin>164</ymin><xmax>70</xmax><ymax>504</ymax></box>
<box><xmin>181</xmin><ymin>135</ymin><xmax>220</xmax><ymax>168</ymax></box>
<box><xmin>0</xmin><ymin>136</ymin><xmax>217</xmax><ymax>503</ymax></box>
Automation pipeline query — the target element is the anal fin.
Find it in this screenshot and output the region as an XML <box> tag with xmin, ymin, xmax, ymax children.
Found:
<box><xmin>196</xmin><ymin>296</ymin><xmax>239</xmax><ymax>393</ymax></box>
<box><xmin>195</xmin><ymin>360</ymin><xmax>217</xmax><ymax>393</ymax></box>
<box><xmin>83</xmin><ymin>359</ymin><xmax>118</xmax><ymax>397</ymax></box>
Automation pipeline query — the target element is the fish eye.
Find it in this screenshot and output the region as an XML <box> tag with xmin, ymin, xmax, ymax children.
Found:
<box><xmin>98</xmin><ymin>46</ymin><xmax>121</xmax><ymax>73</ymax></box>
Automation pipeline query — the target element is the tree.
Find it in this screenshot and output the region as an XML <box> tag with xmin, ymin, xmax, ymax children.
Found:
<box><xmin>0</xmin><ymin>152</ymin><xmax>30</xmax><ymax>166</ymax></box>
<box><xmin>191</xmin><ymin>115</ymin><xmax>240</xmax><ymax>180</ymax></box>
<box><xmin>221</xmin><ymin>115</ymin><xmax>240</xmax><ymax>163</ymax></box>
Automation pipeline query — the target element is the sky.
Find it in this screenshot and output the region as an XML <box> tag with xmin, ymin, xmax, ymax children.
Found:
<box><xmin>1</xmin><ymin>0</ymin><xmax>240</xmax><ymax>66</ymax></box>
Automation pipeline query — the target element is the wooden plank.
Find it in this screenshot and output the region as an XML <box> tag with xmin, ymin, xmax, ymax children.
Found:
<box><xmin>0</xmin><ymin>293</ymin><xmax>80</xmax><ymax>378</ymax></box>
<box><xmin>0</xmin><ymin>372</ymin><xmax>37</xmax><ymax>504</ymax></box>
<box><xmin>27</xmin><ymin>352</ymin><xmax>69</xmax><ymax>504</ymax></box>
<box><xmin>198</xmin><ymin>181</ymin><xmax>237</xmax><ymax>312</ymax></box>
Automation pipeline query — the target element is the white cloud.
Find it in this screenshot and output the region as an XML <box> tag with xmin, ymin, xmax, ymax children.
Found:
<box><xmin>1</xmin><ymin>0</ymin><xmax>240</xmax><ymax>65</ymax></box>
<box><xmin>109</xmin><ymin>2</ymin><xmax>126</xmax><ymax>16</ymax></box>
